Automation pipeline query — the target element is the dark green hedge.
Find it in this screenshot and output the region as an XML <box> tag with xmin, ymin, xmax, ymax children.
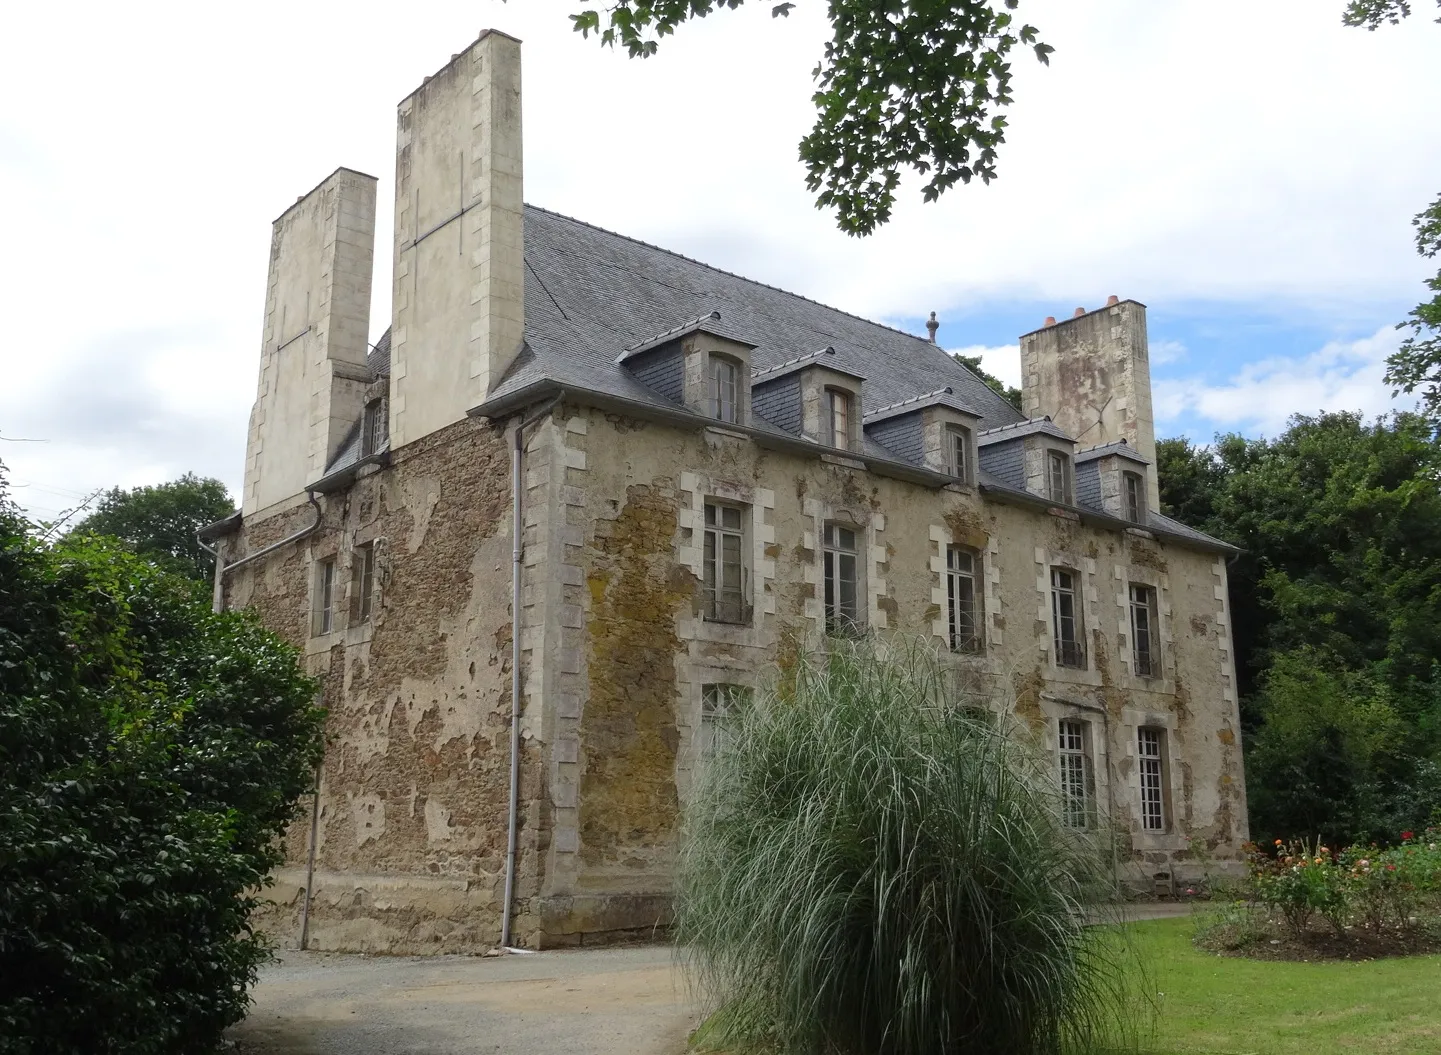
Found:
<box><xmin>0</xmin><ymin>481</ymin><xmax>324</xmax><ymax>1054</ymax></box>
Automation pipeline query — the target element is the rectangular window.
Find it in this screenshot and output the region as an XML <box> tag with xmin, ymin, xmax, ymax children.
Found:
<box><xmin>1050</xmin><ymin>567</ymin><xmax>1085</xmax><ymax>668</ymax></box>
<box><xmin>313</xmin><ymin>558</ymin><xmax>336</xmax><ymax>635</ymax></box>
<box><xmin>709</xmin><ymin>356</ymin><xmax>739</xmax><ymax>424</ymax></box>
<box><xmin>351</xmin><ymin>542</ymin><xmax>376</xmax><ymax>624</ymax></box>
<box><xmin>703</xmin><ymin>502</ymin><xmax>748</xmax><ymax>624</ymax></box>
<box><xmin>828</xmin><ymin>389</ymin><xmax>851</xmax><ymax>451</ymax></box>
<box><xmin>699</xmin><ymin>683</ymin><xmax>751</xmax><ymax>759</ymax></box>
<box><xmin>361</xmin><ymin>398</ymin><xmax>388</xmax><ymax>458</ymax></box>
<box><xmin>1124</xmin><ymin>471</ymin><xmax>1145</xmax><ymax>523</ymax></box>
<box><xmin>946</xmin><ymin>425</ymin><xmax>972</xmax><ymax>483</ymax></box>
<box><xmin>1047</xmin><ymin>450</ymin><xmax>1072</xmax><ymax>504</ymax></box>
<box><xmin>1058</xmin><ymin>719</ymin><xmax>1094</xmax><ymax>829</ymax></box>
<box><xmin>1138</xmin><ymin>727</ymin><xmax>1169</xmax><ymax>832</ymax></box>
<box><xmin>823</xmin><ymin>522</ymin><xmax>861</xmax><ymax>635</ymax></box>
<box><xmin>946</xmin><ymin>546</ymin><xmax>983</xmax><ymax>653</ymax></box>
<box><xmin>1129</xmin><ymin>583</ymin><xmax>1158</xmax><ymax>678</ymax></box>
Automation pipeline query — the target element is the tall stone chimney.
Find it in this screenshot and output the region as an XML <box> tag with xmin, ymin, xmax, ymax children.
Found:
<box><xmin>389</xmin><ymin>30</ymin><xmax>525</xmax><ymax>449</ymax></box>
<box><xmin>243</xmin><ymin>167</ymin><xmax>377</xmax><ymax>516</ymax></box>
<box><xmin>1018</xmin><ymin>297</ymin><xmax>1158</xmax><ymax>512</ymax></box>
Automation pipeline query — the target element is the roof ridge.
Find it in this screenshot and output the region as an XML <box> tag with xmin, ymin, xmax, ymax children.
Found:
<box><xmin>523</xmin><ymin>203</ymin><xmax>941</xmax><ymax>350</ymax></box>
<box><xmin>870</xmin><ymin>386</ymin><xmax>954</xmax><ymax>416</ymax></box>
<box><xmin>752</xmin><ymin>346</ymin><xmax>835</xmax><ymax>380</ymax></box>
<box><xmin>979</xmin><ymin>416</ymin><xmax>1053</xmax><ymax>436</ymax></box>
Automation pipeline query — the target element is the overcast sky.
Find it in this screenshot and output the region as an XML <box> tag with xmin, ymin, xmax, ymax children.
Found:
<box><xmin>1</xmin><ymin>1</ymin><xmax>1437</xmax><ymax>520</ymax></box>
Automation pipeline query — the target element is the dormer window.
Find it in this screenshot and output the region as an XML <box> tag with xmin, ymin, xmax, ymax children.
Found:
<box><xmin>1124</xmin><ymin>470</ymin><xmax>1145</xmax><ymax>522</ymax></box>
<box><xmin>828</xmin><ymin>388</ymin><xmax>852</xmax><ymax>451</ymax></box>
<box><xmin>709</xmin><ymin>355</ymin><xmax>739</xmax><ymax>424</ymax></box>
<box><xmin>361</xmin><ymin>397</ymin><xmax>388</xmax><ymax>458</ymax></box>
<box><xmin>1047</xmin><ymin>450</ymin><xmax>1073</xmax><ymax>505</ymax></box>
<box><xmin>945</xmin><ymin>424</ymin><xmax>972</xmax><ymax>483</ymax></box>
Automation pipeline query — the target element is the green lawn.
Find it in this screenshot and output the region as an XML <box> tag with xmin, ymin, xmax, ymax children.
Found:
<box><xmin>1130</xmin><ymin>917</ymin><xmax>1441</xmax><ymax>1054</ymax></box>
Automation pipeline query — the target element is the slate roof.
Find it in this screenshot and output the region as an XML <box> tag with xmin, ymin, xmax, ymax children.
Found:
<box><xmin>323</xmin><ymin>204</ymin><xmax>1231</xmax><ymax>552</ymax></box>
<box><xmin>1076</xmin><ymin>438</ymin><xmax>1149</xmax><ymax>465</ymax></box>
<box><xmin>977</xmin><ymin>417</ymin><xmax>1075</xmax><ymax>445</ymax></box>
<box><xmin>481</xmin><ymin>206</ymin><xmax>1023</xmax><ymax>428</ymax></box>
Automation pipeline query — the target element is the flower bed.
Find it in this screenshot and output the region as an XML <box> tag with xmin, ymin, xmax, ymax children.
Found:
<box><xmin>1194</xmin><ymin>825</ymin><xmax>1441</xmax><ymax>961</ymax></box>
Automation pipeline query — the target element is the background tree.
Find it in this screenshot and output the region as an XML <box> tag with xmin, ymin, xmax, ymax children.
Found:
<box><xmin>75</xmin><ymin>473</ymin><xmax>234</xmax><ymax>581</ymax></box>
<box><xmin>0</xmin><ymin>464</ymin><xmax>323</xmax><ymax>1054</ymax></box>
<box><xmin>951</xmin><ymin>350</ymin><xmax>1022</xmax><ymax>411</ymax></box>
<box><xmin>1155</xmin><ymin>413</ymin><xmax>1441</xmax><ymax>843</ymax></box>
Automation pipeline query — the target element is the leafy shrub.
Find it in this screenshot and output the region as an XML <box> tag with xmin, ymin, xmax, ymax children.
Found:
<box><xmin>0</xmin><ymin>478</ymin><xmax>324</xmax><ymax>1055</ymax></box>
<box><xmin>676</xmin><ymin>639</ymin><xmax>1139</xmax><ymax>1055</ymax></box>
<box><xmin>1249</xmin><ymin>837</ymin><xmax>1348</xmax><ymax>937</ymax></box>
<box><xmin>1242</xmin><ymin>827</ymin><xmax>1441</xmax><ymax>940</ymax></box>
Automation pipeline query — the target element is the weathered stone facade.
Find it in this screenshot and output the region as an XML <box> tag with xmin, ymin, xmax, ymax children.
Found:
<box><xmin>214</xmin><ymin>29</ymin><xmax>1248</xmax><ymax>955</ymax></box>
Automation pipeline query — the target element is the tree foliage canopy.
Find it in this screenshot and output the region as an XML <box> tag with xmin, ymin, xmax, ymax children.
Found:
<box><xmin>0</xmin><ymin>466</ymin><xmax>323</xmax><ymax>1054</ymax></box>
<box><xmin>74</xmin><ymin>473</ymin><xmax>234</xmax><ymax>581</ymax></box>
<box><xmin>1156</xmin><ymin>413</ymin><xmax>1441</xmax><ymax>844</ymax></box>
<box><xmin>568</xmin><ymin>0</ymin><xmax>1050</xmax><ymax>235</ymax></box>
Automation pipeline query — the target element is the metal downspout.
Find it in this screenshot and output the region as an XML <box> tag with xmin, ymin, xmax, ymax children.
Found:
<box><xmin>196</xmin><ymin>491</ymin><xmax>325</xmax><ymax>613</ymax></box>
<box><xmin>502</xmin><ymin>392</ymin><xmax>565</xmax><ymax>952</ymax></box>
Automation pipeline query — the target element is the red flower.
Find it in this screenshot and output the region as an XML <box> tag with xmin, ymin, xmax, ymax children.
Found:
<box><xmin>1386</xmin><ymin>863</ymin><xmax>1397</xmax><ymax>872</ymax></box>
<box><xmin>1402</xmin><ymin>831</ymin><xmax>1414</xmax><ymax>841</ymax></box>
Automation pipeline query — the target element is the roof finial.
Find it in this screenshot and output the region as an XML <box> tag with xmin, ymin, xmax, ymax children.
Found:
<box><xmin>926</xmin><ymin>311</ymin><xmax>939</xmax><ymax>344</ymax></box>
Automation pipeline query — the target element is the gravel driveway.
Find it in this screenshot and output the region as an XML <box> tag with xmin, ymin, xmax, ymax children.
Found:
<box><xmin>227</xmin><ymin>944</ymin><xmax>699</xmax><ymax>1055</ymax></box>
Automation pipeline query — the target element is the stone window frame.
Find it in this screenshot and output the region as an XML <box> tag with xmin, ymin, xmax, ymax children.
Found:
<box><xmin>945</xmin><ymin>544</ymin><xmax>984</xmax><ymax>654</ymax></box>
<box><xmin>826</xmin><ymin>387</ymin><xmax>855</xmax><ymax>451</ymax></box>
<box><xmin>822</xmin><ymin>519</ymin><xmax>865</xmax><ymax>636</ymax></box>
<box><xmin>361</xmin><ymin>396</ymin><xmax>389</xmax><ymax>458</ymax></box>
<box><xmin>1057</xmin><ymin>717</ymin><xmax>1097</xmax><ymax>829</ymax></box>
<box><xmin>683</xmin><ymin>335</ymin><xmax>753</xmax><ymax>427</ymax></box>
<box><xmin>1112</xmin><ymin>563</ymin><xmax>1171</xmax><ymax>686</ymax></box>
<box><xmin>1046</xmin><ymin>448</ymin><xmax>1074</xmax><ymax>505</ymax></box>
<box><xmin>1137</xmin><ymin>725</ymin><xmax>1172</xmax><ymax>833</ymax></box>
<box><xmin>677</xmin><ymin>472</ymin><xmax>777</xmax><ymax>646</ymax></box>
<box><xmin>945</xmin><ymin>424</ymin><xmax>973</xmax><ymax>484</ymax></box>
<box><xmin>707</xmin><ymin>353</ymin><xmax>742</xmax><ymax>425</ymax></box>
<box><xmin>1128</xmin><ymin>581</ymin><xmax>1160</xmax><ymax>679</ymax></box>
<box><xmin>1049</xmin><ymin>565</ymin><xmax>1086</xmax><ymax>669</ymax></box>
<box><xmin>311</xmin><ymin>555</ymin><xmax>338</xmax><ymax>637</ymax></box>
<box><xmin>350</xmin><ymin>540</ymin><xmax>377</xmax><ymax>624</ymax></box>
<box><xmin>1123</xmin><ymin>469</ymin><xmax>1146</xmax><ymax>522</ymax></box>
<box><xmin>702</xmin><ymin>499</ymin><xmax>751</xmax><ymax>625</ymax></box>
<box><xmin>698</xmin><ymin>682</ymin><xmax>752</xmax><ymax>760</ymax></box>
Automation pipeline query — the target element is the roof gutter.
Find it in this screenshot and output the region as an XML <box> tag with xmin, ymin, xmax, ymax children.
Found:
<box><xmin>195</xmin><ymin>490</ymin><xmax>324</xmax><ymax>614</ymax></box>
<box><xmin>976</xmin><ymin>481</ymin><xmax>1239</xmax><ymax>556</ymax></box>
<box><xmin>470</xmin><ymin>381</ymin><xmax>956</xmax><ymax>490</ymax></box>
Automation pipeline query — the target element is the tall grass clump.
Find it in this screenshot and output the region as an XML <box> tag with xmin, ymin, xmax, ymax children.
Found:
<box><xmin>676</xmin><ymin>639</ymin><xmax>1141</xmax><ymax>1055</ymax></box>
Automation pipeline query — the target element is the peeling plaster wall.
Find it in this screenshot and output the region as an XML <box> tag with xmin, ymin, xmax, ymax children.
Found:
<box><xmin>229</xmin><ymin>401</ymin><xmax>1247</xmax><ymax>954</ymax></box>
<box><xmin>547</xmin><ymin>406</ymin><xmax>1247</xmax><ymax>931</ymax></box>
<box><xmin>225</xmin><ymin>417</ymin><xmax>539</xmax><ymax>955</ymax></box>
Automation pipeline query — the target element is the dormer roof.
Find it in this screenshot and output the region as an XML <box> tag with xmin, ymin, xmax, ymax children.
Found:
<box><xmin>977</xmin><ymin>417</ymin><xmax>1074</xmax><ymax>446</ymax></box>
<box><xmin>863</xmin><ymin>387</ymin><xmax>979</xmax><ymax>426</ymax></box>
<box><xmin>614</xmin><ymin>310</ymin><xmax>757</xmax><ymax>363</ymax></box>
<box><xmin>1075</xmin><ymin>439</ymin><xmax>1150</xmax><ymax>466</ymax></box>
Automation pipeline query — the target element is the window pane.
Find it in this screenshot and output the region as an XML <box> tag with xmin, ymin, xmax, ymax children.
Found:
<box><xmin>1051</xmin><ymin>568</ymin><xmax>1083</xmax><ymax>667</ymax></box>
<box><xmin>1058</xmin><ymin>720</ymin><xmax>1091</xmax><ymax>829</ymax></box>
<box><xmin>1130</xmin><ymin>584</ymin><xmax>1156</xmax><ymax>677</ymax></box>
<box><xmin>722</xmin><ymin>506</ymin><xmax>741</xmax><ymax>530</ymax></box>
<box><xmin>1139</xmin><ymin>728</ymin><xmax>1166</xmax><ymax>831</ymax></box>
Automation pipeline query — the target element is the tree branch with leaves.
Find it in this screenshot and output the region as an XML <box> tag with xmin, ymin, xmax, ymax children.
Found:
<box><xmin>567</xmin><ymin>1</ymin><xmax>1051</xmax><ymax>235</ymax></box>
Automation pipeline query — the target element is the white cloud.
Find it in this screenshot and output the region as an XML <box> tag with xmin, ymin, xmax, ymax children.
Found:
<box><xmin>0</xmin><ymin>0</ymin><xmax>1437</xmax><ymax>513</ymax></box>
<box><xmin>1151</xmin><ymin>340</ymin><xmax>1188</xmax><ymax>365</ymax></box>
<box><xmin>948</xmin><ymin>345</ymin><xmax>1022</xmax><ymax>391</ymax></box>
<box><xmin>1153</xmin><ymin>326</ymin><xmax>1413</xmax><ymax>438</ymax></box>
